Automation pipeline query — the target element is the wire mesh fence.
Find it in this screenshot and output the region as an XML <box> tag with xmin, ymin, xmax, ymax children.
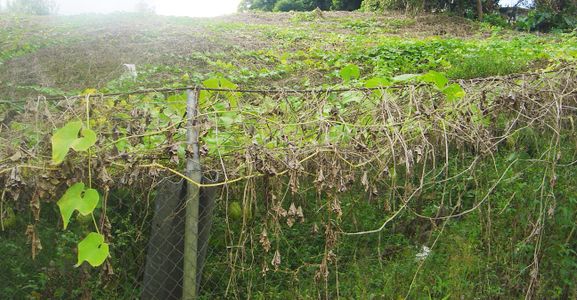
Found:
<box><xmin>1</xmin><ymin>66</ymin><xmax>577</xmax><ymax>299</ymax></box>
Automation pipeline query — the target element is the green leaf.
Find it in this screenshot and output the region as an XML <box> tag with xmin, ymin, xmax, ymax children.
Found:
<box><xmin>51</xmin><ymin>121</ymin><xmax>82</xmax><ymax>164</ymax></box>
<box><xmin>202</xmin><ymin>77</ymin><xmax>220</xmax><ymax>89</ymax></box>
<box><xmin>218</xmin><ymin>77</ymin><xmax>238</xmax><ymax>90</ymax></box>
<box><xmin>71</xmin><ymin>128</ymin><xmax>97</xmax><ymax>151</ymax></box>
<box><xmin>364</xmin><ymin>77</ymin><xmax>391</xmax><ymax>88</ymax></box>
<box><xmin>166</xmin><ymin>93</ymin><xmax>187</xmax><ymax>116</ymax></box>
<box><xmin>420</xmin><ymin>71</ymin><xmax>449</xmax><ymax>89</ymax></box>
<box><xmin>76</xmin><ymin>232</ymin><xmax>109</xmax><ymax>267</ymax></box>
<box><xmin>201</xmin><ymin>77</ymin><xmax>239</xmax><ymax>109</ymax></box>
<box><xmin>218</xmin><ymin>77</ymin><xmax>239</xmax><ymax>109</ymax></box>
<box><xmin>51</xmin><ymin>121</ymin><xmax>97</xmax><ymax>164</ymax></box>
<box><xmin>442</xmin><ymin>83</ymin><xmax>466</xmax><ymax>102</ymax></box>
<box><xmin>57</xmin><ymin>183</ymin><xmax>99</xmax><ymax>229</ymax></box>
<box><xmin>339</xmin><ymin>64</ymin><xmax>360</xmax><ymax>82</ymax></box>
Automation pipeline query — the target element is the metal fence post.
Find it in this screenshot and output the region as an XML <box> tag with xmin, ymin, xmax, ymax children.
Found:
<box><xmin>183</xmin><ymin>89</ymin><xmax>201</xmax><ymax>299</ymax></box>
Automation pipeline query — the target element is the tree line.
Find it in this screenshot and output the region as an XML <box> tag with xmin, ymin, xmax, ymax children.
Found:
<box><xmin>0</xmin><ymin>0</ymin><xmax>156</xmax><ymax>15</ymax></box>
<box><xmin>240</xmin><ymin>0</ymin><xmax>575</xmax><ymax>23</ymax></box>
<box><xmin>0</xmin><ymin>0</ymin><xmax>58</xmax><ymax>15</ymax></box>
<box><xmin>0</xmin><ymin>0</ymin><xmax>574</xmax><ymax>31</ymax></box>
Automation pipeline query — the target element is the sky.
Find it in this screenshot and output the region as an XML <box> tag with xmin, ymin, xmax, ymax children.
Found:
<box><xmin>0</xmin><ymin>0</ymin><xmax>243</xmax><ymax>17</ymax></box>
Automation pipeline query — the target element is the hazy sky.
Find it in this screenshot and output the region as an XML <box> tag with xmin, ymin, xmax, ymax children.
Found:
<box><xmin>1</xmin><ymin>0</ymin><xmax>243</xmax><ymax>17</ymax></box>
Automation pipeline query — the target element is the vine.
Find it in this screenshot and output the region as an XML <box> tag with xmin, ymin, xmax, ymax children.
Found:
<box><xmin>1</xmin><ymin>65</ymin><xmax>574</xmax><ymax>298</ymax></box>
<box><xmin>51</xmin><ymin>114</ymin><xmax>108</xmax><ymax>267</ymax></box>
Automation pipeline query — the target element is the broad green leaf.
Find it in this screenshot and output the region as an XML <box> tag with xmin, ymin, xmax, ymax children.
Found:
<box><xmin>392</xmin><ymin>73</ymin><xmax>420</xmax><ymax>82</ymax></box>
<box><xmin>51</xmin><ymin>121</ymin><xmax>82</xmax><ymax>164</ymax></box>
<box><xmin>71</xmin><ymin>128</ymin><xmax>97</xmax><ymax>151</ymax></box>
<box><xmin>79</xmin><ymin>189</ymin><xmax>100</xmax><ymax>214</ymax></box>
<box><xmin>202</xmin><ymin>77</ymin><xmax>239</xmax><ymax>108</ymax></box>
<box><xmin>57</xmin><ymin>183</ymin><xmax>100</xmax><ymax>229</ymax></box>
<box><xmin>442</xmin><ymin>83</ymin><xmax>466</xmax><ymax>102</ymax></box>
<box><xmin>76</xmin><ymin>232</ymin><xmax>109</xmax><ymax>267</ymax></box>
<box><xmin>365</xmin><ymin>77</ymin><xmax>391</xmax><ymax>88</ymax></box>
<box><xmin>339</xmin><ymin>64</ymin><xmax>360</xmax><ymax>82</ymax></box>
<box><xmin>219</xmin><ymin>77</ymin><xmax>239</xmax><ymax>108</ymax></box>
<box><xmin>200</xmin><ymin>78</ymin><xmax>219</xmax><ymax>106</ymax></box>
<box><xmin>218</xmin><ymin>77</ymin><xmax>237</xmax><ymax>90</ymax></box>
<box><xmin>420</xmin><ymin>71</ymin><xmax>449</xmax><ymax>89</ymax></box>
<box><xmin>202</xmin><ymin>77</ymin><xmax>220</xmax><ymax>89</ymax></box>
<box><xmin>166</xmin><ymin>93</ymin><xmax>187</xmax><ymax>116</ymax></box>
<box><xmin>51</xmin><ymin>121</ymin><xmax>97</xmax><ymax>164</ymax></box>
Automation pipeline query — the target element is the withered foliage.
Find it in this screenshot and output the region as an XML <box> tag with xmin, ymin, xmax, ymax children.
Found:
<box><xmin>1</xmin><ymin>66</ymin><xmax>576</xmax><ymax>295</ymax></box>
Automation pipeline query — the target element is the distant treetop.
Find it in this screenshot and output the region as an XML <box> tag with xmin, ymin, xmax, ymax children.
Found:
<box><xmin>5</xmin><ymin>0</ymin><xmax>58</xmax><ymax>15</ymax></box>
<box><xmin>239</xmin><ymin>0</ymin><xmax>361</xmax><ymax>12</ymax></box>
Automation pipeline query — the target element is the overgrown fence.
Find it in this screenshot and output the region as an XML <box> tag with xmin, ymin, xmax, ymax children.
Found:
<box><xmin>1</xmin><ymin>66</ymin><xmax>577</xmax><ymax>299</ymax></box>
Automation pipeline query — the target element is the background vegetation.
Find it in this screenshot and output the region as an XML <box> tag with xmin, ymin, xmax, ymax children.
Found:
<box><xmin>239</xmin><ymin>0</ymin><xmax>577</xmax><ymax>32</ymax></box>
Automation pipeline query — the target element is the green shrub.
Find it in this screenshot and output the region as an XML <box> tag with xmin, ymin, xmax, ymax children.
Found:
<box><xmin>517</xmin><ymin>9</ymin><xmax>577</xmax><ymax>32</ymax></box>
<box><xmin>483</xmin><ymin>13</ymin><xmax>510</xmax><ymax>28</ymax></box>
<box><xmin>361</xmin><ymin>0</ymin><xmax>413</xmax><ymax>11</ymax></box>
<box><xmin>331</xmin><ymin>0</ymin><xmax>362</xmax><ymax>10</ymax></box>
<box><xmin>273</xmin><ymin>0</ymin><xmax>311</xmax><ymax>11</ymax></box>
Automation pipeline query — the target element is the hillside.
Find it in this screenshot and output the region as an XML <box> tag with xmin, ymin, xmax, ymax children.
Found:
<box><xmin>1</xmin><ymin>12</ymin><xmax>575</xmax><ymax>100</ymax></box>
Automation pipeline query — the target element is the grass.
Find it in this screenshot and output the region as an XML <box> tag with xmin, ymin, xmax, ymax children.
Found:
<box><xmin>0</xmin><ymin>12</ymin><xmax>575</xmax><ymax>100</ymax></box>
<box><xmin>196</xmin><ymin>143</ymin><xmax>577</xmax><ymax>299</ymax></box>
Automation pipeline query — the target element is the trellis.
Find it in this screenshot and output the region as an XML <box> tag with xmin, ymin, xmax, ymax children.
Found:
<box><xmin>1</xmin><ymin>65</ymin><xmax>577</xmax><ymax>299</ymax></box>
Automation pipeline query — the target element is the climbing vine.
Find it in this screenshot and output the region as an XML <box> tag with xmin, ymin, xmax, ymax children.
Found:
<box><xmin>51</xmin><ymin>111</ymin><xmax>108</xmax><ymax>267</ymax></box>
<box><xmin>1</xmin><ymin>64</ymin><xmax>575</xmax><ymax>300</ymax></box>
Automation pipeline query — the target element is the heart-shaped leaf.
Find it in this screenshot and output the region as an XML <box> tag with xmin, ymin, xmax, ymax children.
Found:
<box><xmin>71</xmin><ymin>128</ymin><xmax>97</xmax><ymax>151</ymax></box>
<box><xmin>201</xmin><ymin>77</ymin><xmax>239</xmax><ymax>108</ymax></box>
<box><xmin>442</xmin><ymin>83</ymin><xmax>466</xmax><ymax>102</ymax></box>
<box><xmin>76</xmin><ymin>232</ymin><xmax>109</xmax><ymax>267</ymax></box>
<box><xmin>51</xmin><ymin>121</ymin><xmax>97</xmax><ymax>164</ymax></box>
<box><xmin>57</xmin><ymin>183</ymin><xmax>100</xmax><ymax>229</ymax></box>
<box><xmin>166</xmin><ymin>92</ymin><xmax>187</xmax><ymax>116</ymax></box>
<box><xmin>420</xmin><ymin>71</ymin><xmax>449</xmax><ymax>89</ymax></box>
<box><xmin>364</xmin><ymin>77</ymin><xmax>391</xmax><ymax>88</ymax></box>
<box><xmin>339</xmin><ymin>64</ymin><xmax>360</xmax><ymax>82</ymax></box>
<box><xmin>51</xmin><ymin>121</ymin><xmax>82</xmax><ymax>164</ymax></box>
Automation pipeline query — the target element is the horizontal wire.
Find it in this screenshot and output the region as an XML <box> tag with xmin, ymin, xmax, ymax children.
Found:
<box><xmin>0</xmin><ymin>66</ymin><xmax>570</xmax><ymax>105</ymax></box>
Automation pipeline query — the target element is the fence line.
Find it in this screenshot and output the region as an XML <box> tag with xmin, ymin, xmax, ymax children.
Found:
<box><xmin>1</xmin><ymin>65</ymin><xmax>577</xmax><ymax>299</ymax></box>
<box><xmin>0</xmin><ymin>65</ymin><xmax>572</xmax><ymax>104</ymax></box>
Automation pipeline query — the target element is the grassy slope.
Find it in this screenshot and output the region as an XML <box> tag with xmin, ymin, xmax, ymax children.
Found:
<box><xmin>0</xmin><ymin>11</ymin><xmax>575</xmax><ymax>100</ymax></box>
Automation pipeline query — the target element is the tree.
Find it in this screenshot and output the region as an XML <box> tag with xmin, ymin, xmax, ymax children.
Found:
<box><xmin>6</xmin><ymin>0</ymin><xmax>58</xmax><ymax>15</ymax></box>
<box><xmin>135</xmin><ymin>0</ymin><xmax>155</xmax><ymax>14</ymax></box>
<box><xmin>477</xmin><ymin>0</ymin><xmax>484</xmax><ymax>20</ymax></box>
<box><xmin>240</xmin><ymin>0</ymin><xmax>351</xmax><ymax>11</ymax></box>
<box><xmin>239</xmin><ymin>0</ymin><xmax>278</xmax><ymax>11</ymax></box>
<box><xmin>332</xmin><ymin>0</ymin><xmax>362</xmax><ymax>10</ymax></box>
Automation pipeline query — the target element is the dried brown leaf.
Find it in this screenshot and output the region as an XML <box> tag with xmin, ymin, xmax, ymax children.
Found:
<box><xmin>260</xmin><ymin>228</ymin><xmax>271</xmax><ymax>252</ymax></box>
<box><xmin>271</xmin><ymin>250</ymin><xmax>281</xmax><ymax>271</ymax></box>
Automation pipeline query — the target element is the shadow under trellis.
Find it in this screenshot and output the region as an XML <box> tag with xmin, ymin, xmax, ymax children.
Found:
<box><xmin>142</xmin><ymin>173</ymin><xmax>219</xmax><ymax>300</ymax></box>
